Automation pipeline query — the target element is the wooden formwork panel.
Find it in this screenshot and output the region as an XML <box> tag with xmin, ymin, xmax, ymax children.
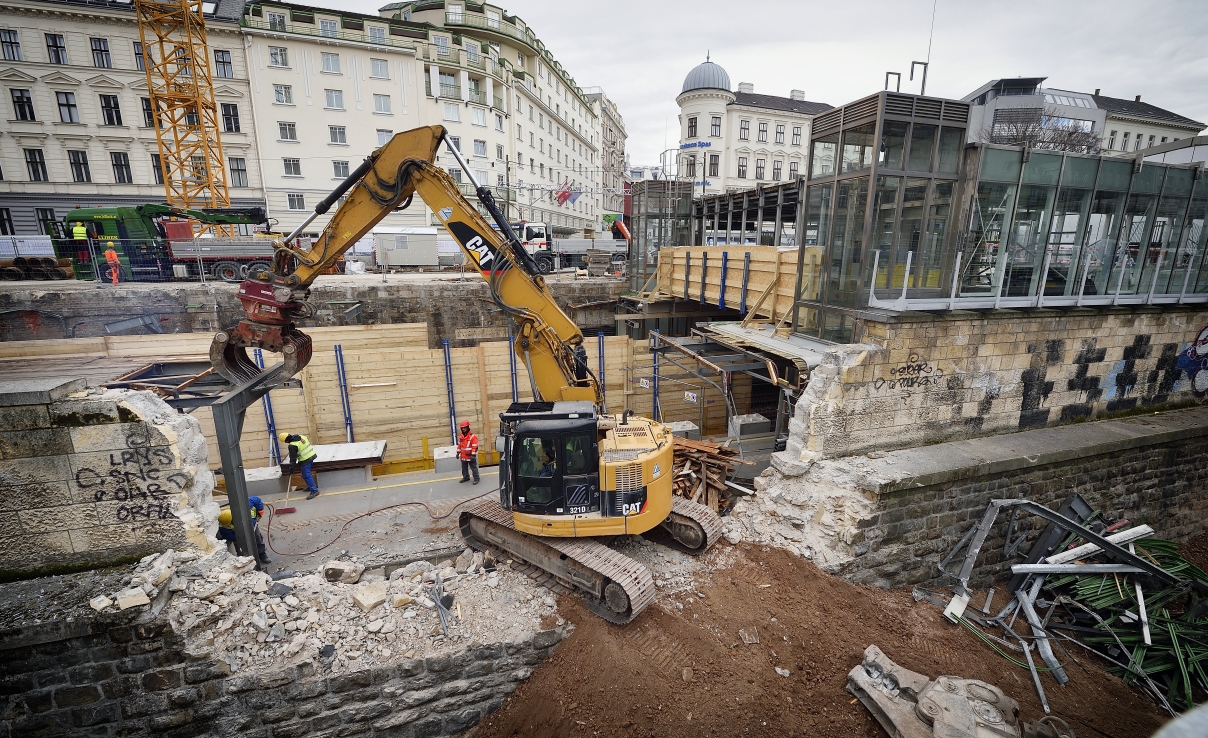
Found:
<box><xmin>654</xmin><ymin>246</ymin><xmax>822</xmax><ymax>324</ymax></box>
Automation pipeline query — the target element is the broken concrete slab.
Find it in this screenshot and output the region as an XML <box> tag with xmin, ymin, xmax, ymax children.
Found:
<box><xmin>115</xmin><ymin>588</ymin><xmax>150</xmax><ymax>610</ymax></box>
<box><xmin>323</xmin><ymin>560</ymin><xmax>364</xmax><ymax>584</ymax></box>
<box><xmin>352</xmin><ymin>581</ymin><xmax>389</xmax><ymax>612</ymax></box>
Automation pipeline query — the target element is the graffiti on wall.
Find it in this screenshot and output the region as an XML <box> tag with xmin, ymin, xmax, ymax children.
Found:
<box><xmin>873</xmin><ymin>354</ymin><xmax>946</xmax><ymax>396</ymax></box>
<box><xmin>1178</xmin><ymin>325</ymin><xmax>1208</xmax><ymax>397</ymax></box>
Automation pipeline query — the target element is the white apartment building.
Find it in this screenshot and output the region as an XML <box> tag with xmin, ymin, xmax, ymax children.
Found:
<box><xmin>0</xmin><ymin>0</ymin><xmax>265</xmax><ymax>235</ymax></box>
<box><xmin>676</xmin><ymin>59</ymin><xmax>831</xmax><ymax>196</ymax></box>
<box><xmin>585</xmin><ymin>86</ymin><xmax>625</xmax><ymax>217</ymax></box>
<box><xmin>1092</xmin><ymin>91</ymin><xmax>1205</xmax><ymax>156</ymax></box>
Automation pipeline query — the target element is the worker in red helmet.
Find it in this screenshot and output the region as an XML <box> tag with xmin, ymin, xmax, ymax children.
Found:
<box><xmin>456</xmin><ymin>420</ymin><xmax>480</xmax><ymax>484</ymax></box>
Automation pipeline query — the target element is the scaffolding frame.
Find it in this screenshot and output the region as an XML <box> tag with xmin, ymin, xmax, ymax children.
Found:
<box><xmin>134</xmin><ymin>0</ymin><xmax>233</xmax><ymax>234</ymax></box>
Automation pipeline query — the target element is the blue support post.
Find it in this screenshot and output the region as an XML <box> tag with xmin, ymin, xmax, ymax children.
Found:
<box><xmin>650</xmin><ymin>330</ymin><xmax>661</xmax><ymax>422</ymax></box>
<box><xmin>597</xmin><ymin>331</ymin><xmax>606</xmax><ymax>409</ymax></box>
<box><xmin>508</xmin><ymin>325</ymin><xmax>519</xmax><ymax>403</ymax></box>
<box><xmin>334</xmin><ymin>344</ymin><xmax>355</xmax><ymax>443</ymax></box>
<box><xmin>683</xmin><ymin>252</ymin><xmax>691</xmax><ymax>299</ymax></box>
<box><xmin>443</xmin><ymin>339</ymin><xmax>457</xmax><ymax>444</ymax></box>
<box><xmin>718</xmin><ymin>251</ymin><xmax>729</xmax><ymax>309</ymax></box>
<box><xmin>740</xmin><ymin>251</ymin><xmax>751</xmax><ymax>314</ymax></box>
<box><xmin>254</xmin><ymin>349</ymin><xmax>281</xmax><ymax>465</ymax></box>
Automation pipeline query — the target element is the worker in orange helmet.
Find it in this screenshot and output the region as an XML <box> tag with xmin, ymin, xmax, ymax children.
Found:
<box><xmin>103</xmin><ymin>244</ymin><xmax>121</xmax><ymax>284</ymax></box>
<box><xmin>456</xmin><ymin>420</ymin><xmax>480</xmax><ymax>484</ymax></box>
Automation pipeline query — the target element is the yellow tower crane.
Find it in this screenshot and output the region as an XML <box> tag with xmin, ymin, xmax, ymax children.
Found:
<box><xmin>133</xmin><ymin>0</ymin><xmax>234</xmax><ymax>236</ymax></box>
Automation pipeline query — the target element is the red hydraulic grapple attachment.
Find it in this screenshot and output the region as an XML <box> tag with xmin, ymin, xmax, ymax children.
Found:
<box><xmin>210</xmin><ymin>279</ymin><xmax>313</xmax><ymax>383</ymax></box>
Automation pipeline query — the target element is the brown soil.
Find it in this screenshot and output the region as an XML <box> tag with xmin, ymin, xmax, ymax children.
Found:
<box><xmin>1179</xmin><ymin>531</ymin><xmax>1208</xmax><ymax>574</ymax></box>
<box><xmin>467</xmin><ymin>546</ymin><xmax>1168</xmax><ymax>738</ymax></box>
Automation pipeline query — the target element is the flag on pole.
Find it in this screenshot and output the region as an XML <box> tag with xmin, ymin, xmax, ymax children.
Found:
<box><xmin>568</xmin><ymin>187</ymin><xmax>582</xmax><ymax>205</ymax></box>
<box><xmin>555</xmin><ymin>180</ymin><xmax>572</xmax><ymax>205</ymax></box>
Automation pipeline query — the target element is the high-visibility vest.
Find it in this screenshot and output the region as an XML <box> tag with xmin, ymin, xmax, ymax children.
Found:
<box><xmin>104</xmin><ymin>248</ymin><xmax>120</xmax><ymax>264</ymax></box>
<box><xmin>289</xmin><ymin>435</ymin><xmax>316</xmax><ymax>462</ymax></box>
<box><xmin>457</xmin><ymin>431</ymin><xmax>479</xmax><ymax>460</ymax></box>
<box><xmin>72</xmin><ymin>225</ymin><xmax>88</xmax><ymax>240</ymax></box>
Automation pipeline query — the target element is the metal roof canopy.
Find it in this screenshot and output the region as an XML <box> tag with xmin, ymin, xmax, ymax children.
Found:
<box><xmin>105</xmin><ymin>360</ymin><xmax>301</xmax><ymax>410</ymax></box>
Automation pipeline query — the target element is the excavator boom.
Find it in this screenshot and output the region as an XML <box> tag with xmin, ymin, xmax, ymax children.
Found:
<box><xmin>210</xmin><ymin>125</ymin><xmax>599</xmax><ymax>406</ymax></box>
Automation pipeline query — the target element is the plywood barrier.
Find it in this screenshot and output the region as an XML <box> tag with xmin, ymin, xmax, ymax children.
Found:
<box><xmin>654</xmin><ymin>246</ymin><xmax>822</xmax><ymax>325</ymax></box>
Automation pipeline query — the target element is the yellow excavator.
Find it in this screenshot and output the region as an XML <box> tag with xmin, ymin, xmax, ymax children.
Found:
<box><xmin>209</xmin><ymin>125</ymin><xmax>722</xmax><ymax>624</ymax></box>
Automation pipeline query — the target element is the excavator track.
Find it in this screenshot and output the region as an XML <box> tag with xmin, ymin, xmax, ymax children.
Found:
<box><xmin>459</xmin><ymin>501</ymin><xmax>656</xmax><ymax>625</ymax></box>
<box><xmin>658</xmin><ymin>496</ymin><xmax>726</xmax><ymax>555</ymax></box>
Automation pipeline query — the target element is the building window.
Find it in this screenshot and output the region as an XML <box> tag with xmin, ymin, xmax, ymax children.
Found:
<box><xmin>1161</xmin><ymin>136</ymin><xmax>1168</xmax><ymax>143</ymax></box>
<box><xmin>496</xmin><ymin>143</ymin><xmax>504</xmax><ymax>160</ymax></box>
<box><xmin>1107</xmin><ymin>130</ymin><xmax>1116</xmax><ymax>149</ymax></box>
<box><xmin>434</xmin><ymin>36</ymin><xmax>450</xmax><ymax>56</ymax></box>
<box><xmin>709</xmin><ymin>116</ymin><xmax>721</xmax><ymax>137</ymax></box>
<box><xmin>757</xmin><ymin>122</ymin><xmax>768</xmax><ymax>143</ymax></box>
<box><xmin>443</xmin><ymin>102</ymin><xmax>460</xmax><ymax>122</ymax></box>
<box><xmin>789</xmin><ymin>161</ymin><xmax>799</xmax><ymax>179</ymax></box>
<box><xmin>320</xmin><ymin>19</ymin><xmax>337</xmax><ymax>38</ymax></box>
<box><xmin>772</xmin><ymin>160</ymin><xmax>782</xmax><ymax>180</ymax></box>
<box><xmin>0</xmin><ymin>208</ymin><xmax>13</xmax><ymax>236</ymax></box>
<box><xmin>495</xmin><ymin>113</ymin><xmax>504</xmax><ymax>131</ymax></box>
<box><xmin>278</xmin><ymin>121</ymin><xmax>297</xmax><ymax>141</ymax></box>
<box><xmin>287</xmin><ymin>193</ymin><xmax>306</xmax><ymax>210</ymax></box>
<box><xmin>370</xmin><ymin>58</ymin><xmax>388</xmax><ymax>78</ymax></box>
<box><xmin>448</xmin><ymin>167</ymin><xmax>462</xmax><ymax>183</ymax></box>
<box><xmin>269</xmin><ymin>46</ymin><xmax>289</xmax><ymax>67</ymax></box>
<box><xmin>329</xmin><ymin>125</ymin><xmax>347</xmax><ymax>144</ymax></box>
<box><xmin>57</xmin><ymin>92</ymin><xmax>79</xmax><ymax>123</ymax></box>
<box><xmin>517</xmin><ymin>52</ymin><xmax>525</xmax><ymax>67</ymax></box>
<box><xmin>373</xmin><ymin>94</ymin><xmax>391</xmax><ymax>114</ymax></box>
<box><xmin>188</xmin><ymin>155</ymin><xmax>206</xmax><ymax>181</ymax></box>
<box><xmin>273</xmin><ymin>84</ymin><xmax>293</xmax><ymax>104</ymax></box>
<box><xmin>332</xmin><ymin>160</ymin><xmax>349</xmax><ymax>178</ymax></box>
<box><xmin>517</xmin><ymin>123</ymin><xmax>523</xmax><ymax>140</ymax></box>
<box><xmin>792</xmin><ymin>126</ymin><xmax>802</xmax><ymax>146</ymax></box>
<box><xmin>775</xmin><ymin>124</ymin><xmax>785</xmax><ymax>144</ymax></box>
<box><xmin>446</xmin><ymin>136</ymin><xmax>461</xmax><ymax>153</ymax></box>
<box><xmin>25</xmin><ymin>149</ymin><xmax>48</xmax><ymax>181</ymax></box>
<box><xmin>472</xmin><ymin>107</ymin><xmax>486</xmax><ymax>126</ymax></box>
<box><xmin>224</xmin><ymin>156</ymin><xmax>246</xmax><ymax>187</ymax></box>
<box><xmin>497</xmin><ymin>173</ymin><xmax>505</xmax><ymax>186</ymax></box>
<box><xmin>111</xmin><ymin>151</ymin><xmax>132</xmax><ymax>183</ymax></box>
<box><xmin>91</xmin><ymin>38</ymin><xmax>111</xmax><ymax>68</ymax></box>
<box><xmin>1121</xmin><ymin>132</ymin><xmax>1129</xmax><ymax>151</ymax></box>
<box><xmin>687</xmin><ymin>116</ymin><xmax>697</xmax><ymax>138</ymax></box>
<box><xmin>466</xmin><ymin>43</ymin><xmax>479</xmax><ymax>64</ymax></box>
<box><xmin>377</xmin><ymin>129</ymin><xmax>392</xmax><ymax>146</ymax></box>
<box><xmin>737</xmin><ymin>156</ymin><xmax>747</xmax><ymax>178</ymax></box>
<box><xmin>141</xmin><ymin>97</ymin><xmax>155</xmax><ymax>127</ymax></box>
<box><xmin>684</xmin><ymin>155</ymin><xmax>696</xmax><ymax>177</ymax></box>
<box><xmin>473</xmin><ymin>139</ymin><xmax>487</xmax><ymax>156</ymax></box>
<box><xmin>35</xmin><ymin>208</ymin><xmax>56</xmax><ymax>235</ymax></box>
<box><xmin>755</xmin><ymin>158</ymin><xmax>765</xmax><ymax>179</ymax></box>
<box><xmin>739</xmin><ymin>119</ymin><xmax>749</xmax><ymax>140</ymax></box>
<box><xmin>99</xmin><ymin>95</ymin><xmax>122</xmax><ymax>126</ymax></box>
<box><xmin>325</xmin><ymin>89</ymin><xmax>344</xmax><ymax>109</ymax></box>
<box><xmin>185</xmin><ymin>106</ymin><xmax>199</xmax><ymax>126</ymax></box>
<box><xmin>369</xmin><ymin>27</ymin><xmax>386</xmax><ymax>45</ymax></box>
<box><xmin>321</xmin><ymin>52</ymin><xmax>340</xmax><ymax>73</ymax></box>
<box><xmin>0</xmin><ymin>30</ymin><xmax>21</xmax><ymax>61</ymax></box>
<box><xmin>220</xmin><ymin>103</ymin><xmax>239</xmax><ymax>132</ymax></box>
<box><xmin>11</xmin><ymin>89</ymin><xmax>35</xmax><ymax>121</ymax></box>
<box><xmin>1134</xmin><ymin>135</ymin><xmax>1143</xmax><ymax>151</ymax></box>
<box><xmin>708</xmin><ymin>153</ymin><xmax>719</xmax><ymax>177</ymax></box>
<box><xmin>214</xmin><ymin>50</ymin><xmax>233</xmax><ymax>78</ymax></box>
<box><xmin>267</xmin><ymin>12</ymin><xmax>287</xmax><ymax>30</ymax></box>
<box><xmin>69</xmin><ymin>150</ymin><xmax>91</xmax><ymax>182</ymax></box>
<box><xmin>151</xmin><ymin>153</ymin><xmax>163</xmax><ymax>184</ymax></box>
<box><xmin>45</xmin><ymin>34</ymin><xmax>67</xmax><ymax>64</ymax></box>
<box><xmin>133</xmin><ymin>41</ymin><xmax>145</xmax><ymax>71</ymax></box>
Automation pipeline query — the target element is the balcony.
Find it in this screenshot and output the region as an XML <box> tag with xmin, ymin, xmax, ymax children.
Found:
<box><xmin>466</xmin><ymin>54</ymin><xmax>485</xmax><ymax>72</ymax></box>
<box><xmin>444</xmin><ymin>10</ymin><xmax>528</xmax><ymax>44</ymax></box>
<box><xmin>439</xmin><ymin>83</ymin><xmax>461</xmax><ymax>98</ymax></box>
<box><xmin>468</xmin><ymin>89</ymin><xmax>487</xmax><ymax>105</ymax></box>
<box><xmin>240</xmin><ymin>16</ymin><xmax>416</xmax><ymax>52</ymax></box>
<box><xmin>493</xmin><ymin>95</ymin><xmax>504</xmax><ymax>109</ymax></box>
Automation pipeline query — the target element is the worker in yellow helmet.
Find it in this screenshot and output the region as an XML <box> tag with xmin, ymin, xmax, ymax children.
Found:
<box><xmin>216</xmin><ymin>497</ymin><xmax>270</xmax><ymax>564</ymax></box>
<box><xmin>280</xmin><ymin>432</ymin><xmax>320</xmax><ymax>500</ymax></box>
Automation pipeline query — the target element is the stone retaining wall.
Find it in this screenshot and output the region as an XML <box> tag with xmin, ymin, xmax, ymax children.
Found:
<box><xmin>0</xmin><ymin>611</ymin><xmax>565</xmax><ymax>738</ymax></box>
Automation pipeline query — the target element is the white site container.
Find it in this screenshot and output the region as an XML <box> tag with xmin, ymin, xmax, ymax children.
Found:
<box><xmin>373</xmin><ymin>226</ymin><xmax>439</xmax><ymax>268</ymax></box>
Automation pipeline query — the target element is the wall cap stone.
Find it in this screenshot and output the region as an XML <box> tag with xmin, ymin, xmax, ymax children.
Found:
<box><xmin>0</xmin><ymin>378</ymin><xmax>86</xmax><ymax>407</ymax></box>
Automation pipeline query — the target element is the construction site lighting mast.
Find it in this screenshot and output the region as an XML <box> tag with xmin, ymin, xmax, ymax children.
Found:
<box><xmin>134</xmin><ymin>0</ymin><xmax>235</xmax><ymax>236</ymax></box>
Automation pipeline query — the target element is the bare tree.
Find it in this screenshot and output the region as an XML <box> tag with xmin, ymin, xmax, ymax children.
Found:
<box><xmin>978</xmin><ymin>106</ymin><xmax>1102</xmax><ymax>154</ymax></box>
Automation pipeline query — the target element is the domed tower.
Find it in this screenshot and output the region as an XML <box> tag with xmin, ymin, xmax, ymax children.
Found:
<box><xmin>676</xmin><ymin>58</ymin><xmax>734</xmax><ymax>194</ymax></box>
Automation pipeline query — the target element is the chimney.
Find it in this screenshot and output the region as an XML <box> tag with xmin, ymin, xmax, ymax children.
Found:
<box><xmin>737</xmin><ymin>82</ymin><xmax>754</xmax><ymax>94</ymax></box>
<box><xmin>1094</xmin><ymin>88</ymin><xmax>1100</xmax><ymax>95</ymax></box>
<box><xmin>790</xmin><ymin>89</ymin><xmax>805</xmax><ymax>101</ymax></box>
<box><xmin>1135</xmin><ymin>95</ymin><xmax>1142</xmax><ymax>102</ymax></box>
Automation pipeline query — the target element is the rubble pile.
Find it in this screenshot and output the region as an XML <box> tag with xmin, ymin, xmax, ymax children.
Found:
<box><xmin>671</xmin><ymin>437</ymin><xmax>746</xmax><ymax>512</ymax></box>
<box><xmin>89</xmin><ymin>544</ymin><xmax>563</xmax><ymax>676</ymax></box>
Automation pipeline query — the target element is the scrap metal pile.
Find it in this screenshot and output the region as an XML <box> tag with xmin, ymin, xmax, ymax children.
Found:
<box><xmin>670</xmin><ymin>437</ymin><xmax>746</xmax><ymax>513</ymax></box>
<box><xmin>922</xmin><ymin>495</ymin><xmax>1208</xmax><ymax>718</ymax></box>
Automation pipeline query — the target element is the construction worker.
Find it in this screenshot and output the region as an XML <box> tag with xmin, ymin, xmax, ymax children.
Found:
<box><xmin>216</xmin><ymin>496</ymin><xmax>270</xmax><ymax>564</ymax></box>
<box><xmin>280</xmin><ymin>432</ymin><xmax>320</xmax><ymax>499</ymax></box>
<box><xmin>457</xmin><ymin>419</ymin><xmax>480</xmax><ymax>484</ymax></box>
<box><xmin>103</xmin><ymin>244</ymin><xmax>121</xmax><ymax>285</ymax></box>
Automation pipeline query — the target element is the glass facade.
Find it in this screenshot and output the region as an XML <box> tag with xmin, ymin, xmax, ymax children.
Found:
<box><xmin>788</xmin><ymin>90</ymin><xmax>1208</xmax><ymax>339</ymax></box>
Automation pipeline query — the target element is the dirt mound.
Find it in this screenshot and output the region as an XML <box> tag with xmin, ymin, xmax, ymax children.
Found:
<box><xmin>467</xmin><ymin>546</ymin><xmax>1168</xmax><ymax>738</ymax></box>
<box><xmin>1180</xmin><ymin>531</ymin><xmax>1208</xmax><ymax>574</ymax></box>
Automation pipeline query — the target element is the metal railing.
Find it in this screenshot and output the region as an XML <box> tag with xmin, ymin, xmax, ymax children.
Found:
<box><xmin>468</xmin><ymin>89</ymin><xmax>487</xmax><ymax>104</ymax></box>
<box><xmin>439</xmin><ymin>83</ymin><xmax>461</xmax><ymax>98</ymax></box>
<box><xmin>493</xmin><ymin>95</ymin><xmax>504</xmax><ymax>109</ymax></box>
<box><xmin>444</xmin><ymin>10</ymin><xmax>526</xmax><ymax>42</ymax></box>
<box><xmin>466</xmin><ymin>54</ymin><xmax>485</xmax><ymax>71</ymax></box>
<box><xmin>10</xmin><ymin>237</ymin><xmax>290</xmax><ymax>285</ymax></box>
<box><xmin>241</xmin><ymin>16</ymin><xmax>417</xmax><ymax>52</ymax></box>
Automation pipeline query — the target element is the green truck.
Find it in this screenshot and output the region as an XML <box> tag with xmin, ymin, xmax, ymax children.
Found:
<box><xmin>50</xmin><ymin>203</ymin><xmax>273</xmax><ymax>282</ymax></box>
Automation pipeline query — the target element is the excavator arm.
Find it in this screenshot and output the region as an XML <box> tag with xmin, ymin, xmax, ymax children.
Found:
<box><xmin>210</xmin><ymin>125</ymin><xmax>599</xmax><ymax>405</ymax></box>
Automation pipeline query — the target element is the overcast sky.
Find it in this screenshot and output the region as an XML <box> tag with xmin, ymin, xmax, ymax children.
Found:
<box><xmin>343</xmin><ymin>0</ymin><xmax>1208</xmax><ymax>165</ymax></box>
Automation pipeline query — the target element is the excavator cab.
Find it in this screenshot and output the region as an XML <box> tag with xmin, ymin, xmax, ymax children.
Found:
<box><xmin>498</xmin><ymin>402</ymin><xmax>601</xmax><ymax>517</ymax></box>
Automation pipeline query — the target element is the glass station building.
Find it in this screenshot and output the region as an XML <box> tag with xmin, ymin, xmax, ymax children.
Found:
<box><xmin>764</xmin><ymin>91</ymin><xmax>1207</xmax><ymax>343</ymax></box>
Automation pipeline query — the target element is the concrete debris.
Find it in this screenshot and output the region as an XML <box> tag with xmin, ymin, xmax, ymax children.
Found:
<box><xmin>322</xmin><ymin>560</ymin><xmax>365</xmax><ymax>583</ymax></box>
<box><xmin>775</xmin><ymin>667</ymin><xmax>791</xmax><ymax>678</ymax></box>
<box><xmin>455</xmin><ymin>548</ymin><xmax>474</xmax><ymax>573</ymax></box>
<box><xmin>251</xmin><ymin>611</ymin><xmax>269</xmax><ymax>632</ymax></box>
<box><xmin>738</xmin><ymin>628</ymin><xmax>760</xmax><ymax>645</ymax></box>
<box><xmin>89</xmin><ymin>595</ymin><xmax>113</xmax><ymax>612</ymax></box>
<box><xmin>353</xmin><ymin>581</ymin><xmax>389</xmax><ymax>612</ymax></box>
<box><xmin>115</xmin><ymin>588</ymin><xmax>151</xmax><ymax>610</ymax></box>
<box><xmin>391</xmin><ymin>593</ymin><xmax>414</xmax><ymax>608</ymax></box>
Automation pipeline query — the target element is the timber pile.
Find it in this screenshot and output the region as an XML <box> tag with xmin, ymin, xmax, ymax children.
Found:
<box><xmin>671</xmin><ymin>437</ymin><xmax>742</xmax><ymax>512</ymax></box>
